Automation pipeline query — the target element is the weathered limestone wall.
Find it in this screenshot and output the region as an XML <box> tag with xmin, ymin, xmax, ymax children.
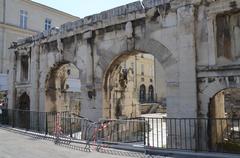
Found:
<box><xmin>8</xmin><ymin>0</ymin><xmax>212</xmax><ymax>121</ymax></box>
<box><xmin>196</xmin><ymin>1</ymin><xmax>240</xmax><ymax>150</ymax></box>
<box><xmin>29</xmin><ymin>45</ymin><xmax>39</xmax><ymax>112</ymax></box>
<box><xmin>154</xmin><ymin>58</ymin><xmax>166</xmax><ymax>102</ymax></box>
<box><xmin>197</xmin><ymin>0</ymin><xmax>240</xmax><ymax>118</ymax></box>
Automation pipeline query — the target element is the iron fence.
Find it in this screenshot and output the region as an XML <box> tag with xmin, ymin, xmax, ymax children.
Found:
<box><xmin>96</xmin><ymin>118</ymin><xmax>146</xmax><ymax>144</ymax></box>
<box><xmin>1</xmin><ymin>109</ymin><xmax>240</xmax><ymax>154</ymax></box>
<box><xmin>52</xmin><ymin>114</ymin><xmax>95</xmax><ymax>142</ymax></box>
<box><xmin>142</xmin><ymin>117</ymin><xmax>240</xmax><ymax>154</ymax></box>
<box><xmin>0</xmin><ymin>109</ymin><xmax>72</xmax><ymax>134</ymax></box>
<box><xmin>0</xmin><ymin>109</ymin><xmax>48</xmax><ymax>133</ymax></box>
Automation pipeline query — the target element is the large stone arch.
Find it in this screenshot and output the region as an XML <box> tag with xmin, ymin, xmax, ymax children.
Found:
<box><xmin>98</xmin><ymin>38</ymin><xmax>176</xmax><ymax>76</ymax></box>
<box><xmin>100</xmin><ymin>38</ymin><xmax>176</xmax><ymax>87</ymax></box>
<box><xmin>100</xmin><ymin>38</ymin><xmax>177</xmax><ymax>118</ymax></box>
<box><xmin>135</xmin><ymin>39</ymin><xmax>176</xmax><ymax>68</ymax></box>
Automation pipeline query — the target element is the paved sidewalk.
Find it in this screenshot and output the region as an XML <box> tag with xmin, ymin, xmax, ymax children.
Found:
<box><xmin>1</xmin><ymin>128</ymin><xmax>239</xmax><ymax>158</ymax></box>
<box><xmin>0</xmin><ymin>128</ymin><xmax>169</xmax><ymax>158</ymax></box>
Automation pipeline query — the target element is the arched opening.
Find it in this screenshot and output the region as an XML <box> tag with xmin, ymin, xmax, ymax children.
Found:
<box><xmin>45</xmin><ymin>63</ymin><xmax>81</xmax><ymax>114</ymax></box>
<box><xmin>18</xmin><ymin>92</ymin><xmax>30</xmax><ymax>129</ymax></box>
<box><xmin>103</xmin><ymin>51</ymin><xmax>167</xmax><ymax>119</ymax></box>
<box><xmin>148</xmin><ymin>85</ymin><xmax>154</xmax><ymax>103</ymax></box>
<box><xmin>19</xmin><ymin>92</ymin><xmax>30</xmax><ymax>110</ymax></box>
<box><xmin>208</xmin><ymin>88</ymin><xmax>240</xmax><ymax>152</ymax></box>
<box><xmin>139</xmin><ymin>84</ymin><xmax>146</xmax><ymax>103</ymax></box>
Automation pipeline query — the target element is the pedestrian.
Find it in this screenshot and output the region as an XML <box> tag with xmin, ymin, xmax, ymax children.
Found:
<box><xmin>0</xmin><ymin>101</ymin><xmax>2</xmax><ymax>127</ymax></box>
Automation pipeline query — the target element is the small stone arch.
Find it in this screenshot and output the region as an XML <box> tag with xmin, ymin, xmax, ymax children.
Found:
<box><xmin>18</xmin><ymin>92</ymin><xmax>30</xmax><ymax>110</ymax></box>
<box><xmin>45</xmin><ymin>62</ymin><xmax>81</xmax><ymax>113</ymax></box>
<box><xmin>201</xmin><ymin>81</ymin><xmax>240</xmax><ymax>151</ymax></box>
<box><xmin>17</xmin><ymin>92</ymin><xmax>30</xmax><ymax>129</ymax></box>
<box><xmin>199</xmin><ymin>78</ymin><xmax>240</xmax><ymax>117</ymax></box>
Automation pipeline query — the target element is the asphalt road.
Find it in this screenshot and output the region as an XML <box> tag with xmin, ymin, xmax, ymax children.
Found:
<box><xmin>0</xmin><ymin>128</ymin><xmax>170</xmax><ymax>158</ymax></box>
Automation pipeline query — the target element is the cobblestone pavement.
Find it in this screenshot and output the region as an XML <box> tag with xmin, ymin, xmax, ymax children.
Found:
<box><xmin>0</xmin><ymin>128</ymin><xmax>171</xmax><ymax>158</ymax></box>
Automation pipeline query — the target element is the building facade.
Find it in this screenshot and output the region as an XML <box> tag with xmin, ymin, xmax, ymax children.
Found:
<box><xmin>120</xmin><ymin>54</ymin><xmax>157</xmax><ymax>103</ymax></box>
<box><xmin>107</xmin><ymin>53</ymin><xmax>160</xmax><ymax>118</ymax></box>
<box><xmin>0</xmin><ymin>0</ymin><xmax>79</xmax><ymax>74</ymax></box>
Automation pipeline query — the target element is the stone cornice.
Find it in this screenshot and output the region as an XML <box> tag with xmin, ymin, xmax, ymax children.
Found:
<box><xmin>0</xmin><ymin>22</ymin><xmax>38</xmax><ymax>35</ymax></box>
<box><xmin>207</xmin><ymin>0</ymin><xmax>240</xmax><ymax>15</ymax></box>
<box><xmin>198</xmin><ymin>65</ymin><xmax>240</xmax><ymax>72</ymax></box>
<box><xmin>10</xmin><ymin>0</ymin><xmax>173</xmax><ymax>49</ymax></box>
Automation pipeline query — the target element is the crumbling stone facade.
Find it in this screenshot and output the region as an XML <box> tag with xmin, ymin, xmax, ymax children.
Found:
<box><xmin>8</xmin><ymin>0</ymin><xmax>240</xmax><ymax>123</ymax></box>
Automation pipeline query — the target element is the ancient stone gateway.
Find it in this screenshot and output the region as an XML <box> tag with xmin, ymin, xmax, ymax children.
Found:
<box><xmin>10</xmin><ymin>0</ymin><xmax>196</xmax><ymax>121</ymax></box>
<box><xmin>5</xmin><ymin>0</ymin><xmax>240</xmax><ymax>151</ymax></box>
<box><xmin>8</xmin><ymin>1</ymin><xmax>240</xmax><ymax>150</ymax></box>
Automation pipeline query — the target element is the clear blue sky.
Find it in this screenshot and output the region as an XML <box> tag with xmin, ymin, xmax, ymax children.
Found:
<box><xmin>32</xmin><ymin>0</ymin><xmax>139</xmax><ymax>18</ymax></box>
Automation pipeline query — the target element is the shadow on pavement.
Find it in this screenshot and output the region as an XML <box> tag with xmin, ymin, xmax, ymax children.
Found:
<box><xmin>98</xmin><ymin>148</ymin><xmax>146</xmax><ymax>158</ymax></box>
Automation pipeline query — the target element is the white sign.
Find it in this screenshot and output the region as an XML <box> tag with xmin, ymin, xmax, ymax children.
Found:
<box><xmin>0</xmin><ymin>74</ymin><xmax>8</xmax><ymax>91</ymax></box>
<box><xmin>65</xmin><ymin>79</ymin><xmax>81</xmax><ymax>92</ymax></box>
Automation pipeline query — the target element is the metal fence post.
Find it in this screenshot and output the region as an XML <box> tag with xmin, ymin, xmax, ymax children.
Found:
<box><xmin>0</xmin><ymin>109</ymin><xmax>2</xmax><ymax>125</ymax></box>
<box><xmin>45</xmin><ymin>112</ymin><xmax>48</xmax><ymax>135</ymax></box>
<box><xmin>147</xmin><ymin>118</ymin><xmax>150</xmax><ymax>147</ymax></box>
<box><xmin>70</xmin><ymin>117</ymin><xmax>72</xmax><ymax>138</ymax></box>
<box><xmin>144</xmin><ymin>119</ymin><xmax>146</xmax><ymax>146</ymax></box>
<box><xmin>26</xmin><ymin>111</ymin><xmax>29</xmax><ymax>131</ymax></box>
<box><xmin>12</xmin><ymin>110</ymin><xmax>14</xmax><ymax>128</ymax></box>
<box><xmin>37</xmin><ymin>112</ymin><xmax>40</xmax><ymax>132</ymax></box>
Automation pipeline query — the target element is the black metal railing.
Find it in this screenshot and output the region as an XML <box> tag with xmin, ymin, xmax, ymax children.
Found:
<box><xmin>0</xmin><ymin>109</ymin><xmax>94</xmax><ymax>142</ymax></box>
<box><xmin>0</xmin><ymin>109</ymin><xmax>73</xmax><ymax>134</ymax></box>
<box><xmin>1</xmin><ymin>109</ymin><xmax>240</xmax><ymax>154</ymax></box>
<box><xmin>51</xmin><ymin>114</ymin><xmax>95</xmax><ymax>141</ymax></box>
<box><xmin>142</xmin><ymin>117</ymin><xmax>240</xmax><ymax>154</ymax></box>
<box><xmin>0</xmin><ymin>109</ymin><xmax>48</xmax><ymax>133</ymax></box>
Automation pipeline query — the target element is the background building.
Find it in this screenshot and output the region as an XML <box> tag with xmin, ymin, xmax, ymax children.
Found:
<box><xmin>121</xmin><ymin>54</ymin><xmax>157</xmax><ymax>103</ymax></box>
<box><xmin>105</xmin><ymin>53</ymin><xmax>166</xmax><ymax>118</ymax></box>
<box><xmin>120</xmin><ymin>53</ymin><xmax>166</xmax><ymax>104</ymax></box>
<box><xmin>0</xmin><ymin>0</ymin><xmax>79</xmax><ymax>75</ymax></box>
